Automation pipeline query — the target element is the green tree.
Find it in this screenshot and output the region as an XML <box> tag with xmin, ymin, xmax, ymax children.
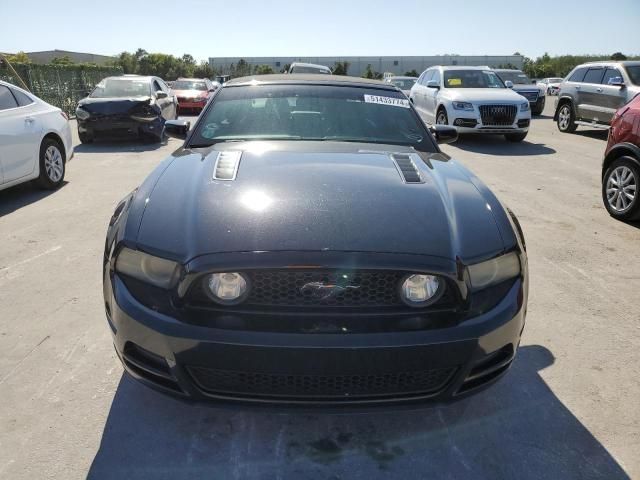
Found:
<box><xmin>135</xmin><ymin>48</ymin><xmax>148</xmax><ymax>60</ymax></box>
<box><xmin>233</xmin><ymin>59</ymin><xmax>252</xmax><ymax>77</ymax></box>
<box><xmin>115</xmin><ymin>51</ymin><xmax>138</xmax><ymax>73</ymax></box>
<box><xmin>332</xmin><ymin>61</ymin><xmax>350</xmax><ymax>75</ymax></box>
<box><xmin>194</xmin><ymin>60</ymin><xmax>215</xmax><ymax>79</ymax></box>
<box><xmin>404</xmin><ymin>69</ymin><xmax>418</xmax><ymax>77</ymax></box>
<box><xmin>254</xmin><ymin>64</ymin><xmax>274</xmax><ymax>75</ymax></box>
<box><xmin>610</xmin><ymin>52</ymin><xmax>627</xmax><ymax>61</ymax></box>
<box><xmin>6</xmin><ymin>51</ymin><xmax>30</xmax><ymax>63</ymax></box>
<box><xmin>50</xmin><ymin>55</ymin><xmax>74</xmax><ymax>65</ymax></box>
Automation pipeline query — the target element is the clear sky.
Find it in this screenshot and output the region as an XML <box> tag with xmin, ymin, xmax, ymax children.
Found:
<box><xmin>1</xmin><ymin>0</ymin><xmax>639</xmax><ymax>62</ymax></box>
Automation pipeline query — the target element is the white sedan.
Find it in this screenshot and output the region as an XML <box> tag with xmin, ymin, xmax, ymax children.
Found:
<box><xmin>0</xmin><ymin>80</ymin><xmax>73</xmax><ymax>192</ymax></box>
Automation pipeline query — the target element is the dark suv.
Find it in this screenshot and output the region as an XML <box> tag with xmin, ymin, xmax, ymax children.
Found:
<box><xmin>554</xmin><ymin>61</ymin><xmax>640</xmax><ymax>133</ymax></box>
<box><xmin>601</xmin><ymin>94</ymin><xmax>640</xmax><ymax>221</ymax></box>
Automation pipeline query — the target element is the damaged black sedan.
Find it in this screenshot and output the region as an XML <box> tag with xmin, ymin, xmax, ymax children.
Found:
<box><xmin>76</xmin><ymin>75</ymin><xmax>177</xmax><ymax>143</ymax></box>
<box><xmin>103</xmin><ymin>74</ymin><xmax>528</xmax><ymax>407</ymax></box>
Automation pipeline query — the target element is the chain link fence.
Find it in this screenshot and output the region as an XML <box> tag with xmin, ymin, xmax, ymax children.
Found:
<box><xmin>0</xmin><ymin>63</ymin><xmax>123</xmax><ymax>117</ymax></box>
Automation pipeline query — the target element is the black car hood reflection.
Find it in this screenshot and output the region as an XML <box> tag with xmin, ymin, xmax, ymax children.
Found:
<box><xmin>78</xmin><ymin>97</ymin><xmax>152</xmax><ymax>115</ymax></box>
<box><xmin>133</xmin><ymin>141</ymin><xmax>506</xmax><ymax>262</ymax></box>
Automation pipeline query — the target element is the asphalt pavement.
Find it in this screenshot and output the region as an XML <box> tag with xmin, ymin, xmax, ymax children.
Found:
<box><xmin>0</xmin><ymin>104</ymin><xmax>638</xmax><ymax>479</ymax></box>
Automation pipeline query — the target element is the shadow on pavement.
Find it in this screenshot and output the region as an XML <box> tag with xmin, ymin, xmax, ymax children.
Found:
<box><xmin>0</xmin><ymin>181</ymin><xmax>68</xmax><ymax>217</ymax></box>
<box><xmin>573</xmin><ymin>129</ymin><xmax>609</xmax><ymax>140</ymax></box>
<box><xmin>452</xmin><ymin>136</ymin><xmax>556</xmax><ymax>156</ymax></box>
<box><xmin>74</xmin><ymin>137</ymin><xmax>169</xmax><ymax>154</ymax></box>
<box><xmin>87</xmin><ymin>345</ymin><xmax>629</xmax><ymax>480</ymax></box>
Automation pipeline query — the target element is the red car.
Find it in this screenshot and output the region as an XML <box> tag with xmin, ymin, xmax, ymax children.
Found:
<box><xmin>172</xmin><ymin>78</ymin><xmax>218</xmax><ymax>115</ymax></box>
<box><xmin>602</xmin><ymin>94</ymin><xmax>640</xmax><ymax>221</ymax></box>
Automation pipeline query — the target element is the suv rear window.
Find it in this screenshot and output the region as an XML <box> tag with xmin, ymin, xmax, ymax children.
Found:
<box><xmin>625</xmin><ymin>66</ymin><xmax>640</xmax><ymax>86</ymax></box>
<box><xmin>568</xmin><ymin>67</ymin><xmax>587</xmax><ymax>82</ymax></box>
<box><xmin>583</xmin><ymin>68</ymin><xmax>605</xmax><ymax>84</ymax></box>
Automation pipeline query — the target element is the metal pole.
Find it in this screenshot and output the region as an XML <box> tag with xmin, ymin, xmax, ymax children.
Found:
<box><xmin>0</xmin><ymin>53</ymin><xmax>31</xmax><ymax>91</ymax></box>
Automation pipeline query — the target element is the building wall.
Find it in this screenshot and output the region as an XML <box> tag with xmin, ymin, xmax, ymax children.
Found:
<box><xmin>25</xmin><ymin>50</ymin><xmax>115</xmax><ymax>65</ymax></box>
<box><xmin>209</xmin><ymin>55</ymin><xmax>524</xmax><ymax>76</ymax></box>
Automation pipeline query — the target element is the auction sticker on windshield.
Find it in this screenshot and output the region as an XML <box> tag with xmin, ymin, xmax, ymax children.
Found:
<box><xmin>364</xmin><ymin>94</ymin><xmax>410</xmax><ymax>108</ymax></box>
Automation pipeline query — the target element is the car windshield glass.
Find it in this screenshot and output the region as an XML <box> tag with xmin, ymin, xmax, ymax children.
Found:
<box><xmin>496</xmin><ymin>71</ymin><xmax>531</xmax><ymax>84</ymax></box>
<box><xmin>90</xmin><ymin>79</ymin><xmax>150</xmax><ymax>98</ymax></box>
<box><xmin>390</xmin><ymin>78</ymin><xmax>417</xmax><ymax>89</ymax></box>
<box><xmin>625</xmin><ymin>66</ymin><xmax>640</xmax><ymax>85</ymax></box>
<box><xmin>443</xmin><ymin>70</ymin><xmax>504</xmax><ymax>88</ymax></box>
<box><xmin>173</xmin><ymin>81</ymin><xmax>207</xmax><ymax>91</ymax></box>
<box><xmin>189</xmin><ymin>84</ymin><xmax>434</xmax><ymax>151</ymax></box>
<box><xmin>291</xmin><ymin>66</ymin><xmax>330</xmax><ymax>74</ymax></box>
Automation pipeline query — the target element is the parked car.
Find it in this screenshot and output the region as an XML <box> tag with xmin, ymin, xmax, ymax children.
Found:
<box><xmin>554</xmin><ymin>61</ymin><xmax>640</xmax><ymax>133</ymax></box>
<box><xmin>104</xmin><ymin>73</ymin><xmax>528</xmax><ymax>406</ymax></box>
<box><xmin>172</xmin><ymin>78</ymin><xmax>218</xmax><ymax>115</ymax></box>
<box><xmin>0</xmin><ymin>80</ymin><xmax>73</xmax><ymax>192</ymax></box>
<box><xmin>75</xmin><ymin>75</ymin><xmax>177</xmax><ymax>143</ymax></box>
<box><xmin>538</xmin><ymin>77</ymin><xmax>564</xmax><ymax>95</ymax></box>
<box><xmin>410</xmin><ymin>66</ymin><xmax>531</xmax><ymax>142</ymax></box>
<box><xmin>493</xmin><ymin>69</ymin><xmax>546</xmax><ymax>115</ymax></box>
<box><xmin>385</xmin><ymin>76</ymin><xmax>418</xmax><ymax>97</ymax></box>
<box><xmin>287</xmin><ymin>62</ymin><xmax>332</xmax><ymax>74</ymax></box>
<box><xmin>601</xmin><ymin>94</ymin><xmax>640</xmax><ymax>221</ymax></box>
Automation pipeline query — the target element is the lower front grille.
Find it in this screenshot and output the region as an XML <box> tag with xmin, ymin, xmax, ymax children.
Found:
<box><xmin>518</xmin><ymin>90</ymin><xmax>539</xmax><ymax>102</ymax></box>
<box><xmin>188</xmin><ymin>365</ymin><xmax>457</xmax><ymax>400</ymax></box>
<box><xmin>479</xmin><ymin>104</ymin><xmax>517</xmax><ymax>126</ymax></box>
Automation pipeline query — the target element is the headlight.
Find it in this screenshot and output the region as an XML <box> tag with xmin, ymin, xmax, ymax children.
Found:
<box><xmin>115</xmin><ymin>248</ymin><xmax>179</xmax><ymax>289</ymax></box>
<box><xmin>468</xmin><ymin>252</ymin><xmax>521</xmax><ymax>291</ymax></box>
<box><xmin>520</xmin><ymin>102</ymin><xmax>530</xmax><ymax>112</ymax></box>
<box><xmin>452</xmin><ymin>101</ymin><xmax>474</xmax><ymax>111</ymax></box>
<box><xmin>75</xmin><ymin>107</ymin><xmax>90</xmax><ymax>120</ymax></box>
<box><xmin>400</xmin><ymin>274</ymin><xmax>445</xmax><ymax>307</ymax></box>
<box><xmin>204</xmin><ymin>272</ymin><xmax>249</xmax><ymax>305</ymax></box>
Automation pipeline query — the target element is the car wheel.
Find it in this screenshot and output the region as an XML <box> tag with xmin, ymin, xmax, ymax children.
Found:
<box><xmin>557</xmin><ymin>103</ymin><xmax>577</xmax><ymax>133</ymax></box>
<box><xmin>436</xmin><ymin>109</ymin><xmax>448</xmax><ymax>125</ymax></box>
<box><xmin>505</xmin><ymin>132</ymin><xmax>528</xmax><ymax>142</ymax></box>
<box><xmin>78</xmin><ymin>131</ymin><xmax>93</xmax><ymax>144</ymax></box>
<box><xmin>602</xmin><ymin>157</ymin><xmax>640</xmax><ymax>221</ymax></box>
<box><xmin>36</xmin><ymin>138</ymin><xmax>65</xmax><ymax>190</ymax></box>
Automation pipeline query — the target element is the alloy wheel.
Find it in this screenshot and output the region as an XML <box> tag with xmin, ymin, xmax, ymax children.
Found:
<box><xmin>606</xmin><ymin>165</ymin><xmax>637</xmax><ymax>213</ymax></box>
<box><xmin>558</xmin><ymin>106</ymin><xmax>571</xmax><ymax>130</ymax></box>
<box><xmin>44</xmin><ymin>146</ymin><xmax>64</xmax><ymax>182</ymax></box>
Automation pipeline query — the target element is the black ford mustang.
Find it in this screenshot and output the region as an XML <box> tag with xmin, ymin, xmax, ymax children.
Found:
<box><xmin>103</xmin><ymin>74</ymin><xmax>528</xmax><ymax>407</ymax></box>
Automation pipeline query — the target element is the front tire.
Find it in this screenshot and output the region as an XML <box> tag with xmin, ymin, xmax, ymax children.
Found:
<box><xmin>505</xmin><ymin>132</ymin><xmax>528</xmax><ymax>142</ymax></box>
<box><xmin>602</xmin><ymin>157</ymin><xmax>640</xmax><ymax>221</ymax></box>
<box><xmin>557</xmin><ymin>103</ymin><xmax>577</xmax><ymax>133</ymax></box>
<box><xmin>36</xmin><ymin>138</ymin><xmax>65</xmax><ymax>190</ymax></box>
<box><xmin>436</xmin><ymin>108</ymin><xmax>448</xmax><ymax>126</ymax></box>
<box><xmin>78</xmin><ymin>131</ymin><xmax>93</xmax><ymax>144</ymax></box>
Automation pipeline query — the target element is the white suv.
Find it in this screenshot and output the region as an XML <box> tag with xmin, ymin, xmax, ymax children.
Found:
<box><xmin>410</xmin><ymin>66</ymin><xmax>531</xmax><ymax>142</ymax></box>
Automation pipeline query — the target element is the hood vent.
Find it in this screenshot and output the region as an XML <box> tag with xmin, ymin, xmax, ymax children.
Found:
<box><xmin>391</xmin><ymin>154</ymin><xmax>423</xmax><ymax>184</ymax></box>
<box><xmin>213</xmin><ymin>151</ymin><xmax>242</xmax><ymax>181</ymax></box>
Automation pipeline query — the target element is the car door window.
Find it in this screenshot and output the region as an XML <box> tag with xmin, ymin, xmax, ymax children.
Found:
<box><xmin>0</xmin><ymin>85</ymin><xmax>19</xmax><ymax>110</ymax></box>
<box><xmin>569</xmin><ymin>68</ymin><xmax>588</xmax><ymax>83</ymax></box>
<box><xmin>431</xmin><ymin>70</ymin><xmax>441</xmax><ymax>86</ymax></box>
<box><xmin>10</xmin><ymin>88</ymin><xmax>34</xmax><ymax>106</ymax></box>
<box><xmin>422</xmin><ymin>70</ymin><xmax>434</xmax><ymax>85</ymax></box>
<box><xmin>153</xmin><ymin>81</ymin><xmax>163</xmax><ymax>94</ymax></box>
<box><xmin>601</xmin><ymin>68</ymin><xmax>622</xmax><ymax>85</ymax></box>
<box><xmin>583</xmin><ymin>68</ymin><xmax>605</xmax><ymax>84</ymax></box>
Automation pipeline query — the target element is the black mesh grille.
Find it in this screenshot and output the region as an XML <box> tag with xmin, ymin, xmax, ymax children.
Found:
<box><xmin>247</xmin><ymin>270</ymin><xmax>405</xmax><ymax>307</ymax></box>
<box><xmin>479</xmin><ymin>104</ymin><xmax>517</xmax><ymax>126</ymax></box>
<box><xmin>188</xmin><ymin>365</ymin><xmax>456</xmax><ymax>399</ymax></box>
<box><xmin>392</xmin><ymin>154</ymin><xmax>422</xmax><ymax>183</ymax></box>
<box><xmin>518</xmin><ymin>91</ymin><xmax>538</xmax><ymax>102</ymax></box>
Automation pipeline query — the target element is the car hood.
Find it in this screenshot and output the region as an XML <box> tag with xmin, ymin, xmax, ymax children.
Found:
<box><xmin>445</xmin><ymin>88</ymin><xmax>526</xmax><ymax>103</ymax></box>
<box><xmin>174</xmin><ymin>89</ymin><xmax>207</xmax><ymax>97</ymax></box>
<box><xmin>511</xmin><ymin>84</ymin><xmax>545</xmax><ymax>93</ymax></box>
<box><xmin>78</xmin><ymin>96</ymin><xmax>152</xmax><ymax>114</ymax></box>
<box><xmin>133</xmin><ymin>142</ymin><xmax>507</xmax><ymax>263</ymax></box>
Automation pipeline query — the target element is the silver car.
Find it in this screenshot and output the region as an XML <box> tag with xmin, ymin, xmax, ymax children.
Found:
<box><xmin>384</xmin><ymin>76</ymin><xmax>418</xmax><ymax>97</ymax></box>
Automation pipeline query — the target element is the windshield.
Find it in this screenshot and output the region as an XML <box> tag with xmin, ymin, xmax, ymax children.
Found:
<box><xmin>390</xmin><ymin>78</ymin><xmax>417</xmax><ymax>90</ymax></box>
<box><xmin>172</xmin><ymin>80</ymin><xmax>207</xmax><ymax>91</ymax></box>
<box><xmin>443</xmin><ymin>70</ymin><xmax>505</xmax><ymax>89</ymax></box>
<box><xmin>496</xmin><ymin>71</ymin><xmax>532</xmax><ymax>84</ymax></box>
<box><xmin>189</xmin><ymin>85</ymin><xmax>434</xmax><ymax>151</ymax></box>
<box><xmin>90</xmin><ymin>78</ymin><xmax>150</xmax><ymax>98</ymax></box>
<box><xmin>625</xmin><ymin>66</ymin><xmax>640</xmax><ymax>86</ymax></box>
<box><xmin>290</xmin><ymin>66</ymin><xmax>331</xmax><ymax>74</ymax></box>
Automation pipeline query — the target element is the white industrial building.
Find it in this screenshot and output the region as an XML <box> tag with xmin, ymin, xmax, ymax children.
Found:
<box><xmin>209</xmin><ymin>55</ymin><xmax>524</xmax><ymax>76</ymax></box>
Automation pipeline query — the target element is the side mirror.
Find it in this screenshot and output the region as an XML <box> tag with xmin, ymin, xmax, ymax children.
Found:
<box><xmin>426</xmin><ymin>80</ymin><xmax>440</xmax><ymax>89</ymax></box>
<box><xmin>505</xmin><ymin>80</ymin><xmax>514</xmax><ymax>89</ymax></box>
<box><xmin>608</xmin><ymin>77</ymin><xmax>625</xmax><ymax>87</ymax></box>
<box><xmin>156</xmin><ymin>90</ymin><xmax>168</xmax><ymax>99</ymax></box>
<box><xmin>165</xmin><ymin>120</ymin><xmax>191</xmax><ymax>139</ymax></box>
<box><xmin>430</xmin><ymin>125</ymin><xmax>458</xmax><ymax>144</ymax></box>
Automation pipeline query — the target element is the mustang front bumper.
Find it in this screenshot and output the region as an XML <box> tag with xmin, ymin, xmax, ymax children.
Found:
<box><xmin>104</xmin><ymin>268</ymin><xmax>527</xmax><ymax>408</ymax></box>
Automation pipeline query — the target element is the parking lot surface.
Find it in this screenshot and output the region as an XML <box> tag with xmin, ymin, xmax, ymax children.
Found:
<box><xmin>1</xmin><ymin>104</ymin><xmax>638</xmax><ymax>479</ymax></box>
